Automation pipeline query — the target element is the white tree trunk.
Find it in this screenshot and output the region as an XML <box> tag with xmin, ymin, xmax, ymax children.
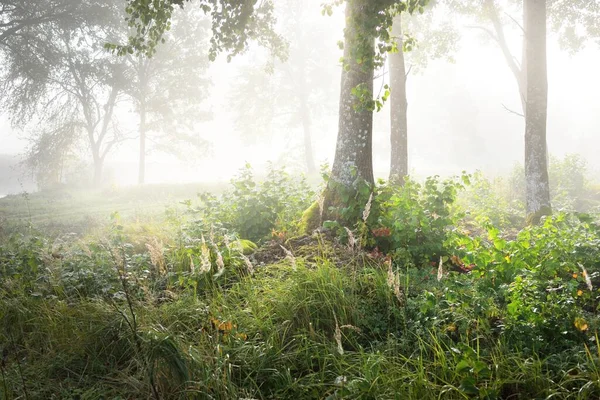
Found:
<box><xmin>524</xmin><ymin>0</ymin><xmax>551</xmax><ymax>221</ymax></box>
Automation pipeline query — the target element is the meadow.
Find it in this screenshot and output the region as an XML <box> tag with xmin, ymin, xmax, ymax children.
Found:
<box><xmin>1</xmin><ymin>163</ymin><xmax>600</xmax><ymax>399</ymax></box>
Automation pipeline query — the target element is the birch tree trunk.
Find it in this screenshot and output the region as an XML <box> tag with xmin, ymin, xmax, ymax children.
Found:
<box><xmin>389</xmin><ymin>15</ymin><xmax>408</xmax><ymax>185</ymax></box>
<box><xmin>524</xmin><ymin>0</ymin><xmax>551</xmax><ymax>223</ymax></box>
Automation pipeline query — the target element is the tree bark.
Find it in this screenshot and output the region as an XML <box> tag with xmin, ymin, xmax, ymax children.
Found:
<box><xmin>524</xmin><ymin>0</ymin><xmax>551</xmax><ymax>222</ymax></box>
<box><xmin>323</xmin><ymin>0</ymin><xmax>375</xmax><ymax>221</ymax></box>
<box><xmin>389</xmin><ymin>15</ymin><xmax>408</xmax><ymax>185</ymax></box>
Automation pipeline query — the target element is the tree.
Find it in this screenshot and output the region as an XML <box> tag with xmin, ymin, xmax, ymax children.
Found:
<box><xmin>0</xmin><ymin>0</ymin><xmax>128</xmax><ymax>187</ymax></box>
<box><xmin>121</xmin><ymin>0</ymin><xmax>429</xmax><ymax>224</ymax></box>
<box><xmin>23</xmin><ymin>124</ymin><xmax>81</xmax><ymax>188</ymax></box>
<box><xmin>446</xmin><ymin>0</ymin><xmax>600</xmax><ymax>222</ymax></box>
<box><xmin>112</xmin><ymin>0</ymin><xmax>287</xmax><ymax>185</ymax></box>
<box><xmin>524</xmin><ymin>0</ymin><xmax>550</xmax><ymax>221</ymax></box>
<box><xmin>228</xmin><ymin>0</ymin><xmax>340</xmax><ymax>175</ymax></box>
<box><xmin>0</xmin><ymin>0</ymin><xmax>78</xmax><ymax>45</ymax></box>
<box><xmin>330</xmin><ymin>1</ymin><xmax>376</xmax><ymax>190</ymax></box>
<box><xmin>388</xmin><ymin>3</ymin><xmax>457</xmax><ymax>184</ymax></box>
<box><xmin>388</xmin><ymin>16</ymin><xmax>409</xmax><ymax>184</ymax></box>
<box><xmin>321</xmin><ymin>0</ymin><xmax>427</xmax><ymax>222</ymax></box>
<box><xmin>124</xmin><ymin>8</ymin><xmax>213</xmax><ymax>184</ymax></box>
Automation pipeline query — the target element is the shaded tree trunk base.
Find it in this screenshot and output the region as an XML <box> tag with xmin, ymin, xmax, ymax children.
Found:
<box><xmin>526</xmin><ymin>205</ymin><xmax>552</xmax><ymax>226</ymax></box>
<box><xmin>321</xmin><ymin>177</ymin><xmax>372</xmax><ymax>226</ymax></box>
<box><xmin>299</xmin><ymin>201</ymin><xmax>322</xmax><ymax>235</ymax></box>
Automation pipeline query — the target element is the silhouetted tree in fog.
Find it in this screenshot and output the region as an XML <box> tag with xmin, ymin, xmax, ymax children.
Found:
<box><xmin>124</xmin><ymin>8</ymin><xmax>212</xmax><ymax>184</ymax></box>
<box><xmin>0</xmin><ymin>0</ymin><xmax>128</xmax><ymax>187</ymax></box>
<box><xmin>445</xmin><ymin>0</ymin><xmax>600</xmax><ymax>222</ymax></box>
<box><xmin>0</xmin><ymin>0</ymin><xmax>76</xmax><ymax>45</ymax></box>
<box><xmin>229</xmin><ymin>0</ymin><xmax>339</xmax><ymax>175</ymax></box>
<box><xmin>389</xmin><ymin>15</ymin><xmax>409</xmax><ymax>184</ymax></box>
<box><xmin>388</xmin><ymin>2</ymin><xmax>456</xmax><ymax>184</ymax></box>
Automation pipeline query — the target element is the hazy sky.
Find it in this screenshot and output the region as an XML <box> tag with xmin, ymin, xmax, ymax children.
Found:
<box><xmin>0</xmin><ymin>4</ymin><xmax>598</xmax><ymax>188</ymax></box>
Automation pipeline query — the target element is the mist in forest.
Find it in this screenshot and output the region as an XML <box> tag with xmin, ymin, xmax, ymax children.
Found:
<box><xmin>0</xmin><ymin>0</ymin><xmax>598</xmax><ymax>195</ymax></box>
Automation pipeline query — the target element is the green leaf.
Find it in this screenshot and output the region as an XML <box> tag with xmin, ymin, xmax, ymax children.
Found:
<box><xmin>455</xmin><ymin>360</ymin><xmax>471</xmax><ymax>374</ymax></box>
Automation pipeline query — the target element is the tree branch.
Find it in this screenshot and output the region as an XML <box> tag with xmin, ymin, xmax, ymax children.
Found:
<box><xmin>505</xmin><ymin>12</ymin><xmax>524</xmax><ymax>33</ymax></box>
<box><xmin>502</xmin><ymin>103</ymin><xmax>524</xmax><ymax>118</ymax></box>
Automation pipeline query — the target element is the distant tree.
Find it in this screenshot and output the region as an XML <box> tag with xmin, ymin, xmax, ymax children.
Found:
<box><xmin>111</xmin><ymin>0</ymin><xmax>288</xmax><ymax>185</ymax></box>
<box><xmin>446</xmin><ymin>0</ymin><xmax>599</xmax><ymax>222</ymax></box>
<box><xmin>0</xmin><ymin>0</ymin><xmax>129</xmax><ymax>187</ymax></box>
<box><xmin>523</xmin><ymin>0</ymin><xmax>550</xmax><ymax>222</ymax></box>
<box><xmin>228</xmin><ymin>0</ymin><xmax>339</xmax><ymax>175</ymax></box>
<box><xmin>388</xmin><ymin>16</ymin><xmax>409</xmax><ymax>184</ymax></box>
<box><xmin>123</xmin><ymin>8</ymin><xmax>213</xmax><ymax>184</ymax></box>
<box><xmin>0</xmin><ymin>0</ymin><xmax>78</xmax><ymax>45</ymax></box>
<box><xmin>23</xmin><ymin>124</ymin><xmax>80</xmax><ymax>188</ymax></box>
<box><xmin>388</xmin><ymin>3</ymin><xmax>457</xmax><ymax>184</ymax></box>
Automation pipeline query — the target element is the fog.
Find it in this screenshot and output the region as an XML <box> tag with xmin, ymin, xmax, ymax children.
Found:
<box><xmin>0</xmin><ymin>1</ymin><xmax>598</xmax><ymax>194</ymax></box>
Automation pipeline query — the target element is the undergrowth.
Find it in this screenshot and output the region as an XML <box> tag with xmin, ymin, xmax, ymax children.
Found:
<box><xmin>2</xmin><ymin>164</ymin><xmax>600</xmax><ymax>399</ymax></box>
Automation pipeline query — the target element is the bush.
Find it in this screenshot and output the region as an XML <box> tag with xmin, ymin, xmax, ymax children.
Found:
<box><xmin>190</xmin><ymin>164</ymin><xmax>315</xmax><ymax>242</ymax></box>
<box><xmin>374</xmin><ymin>174</ymin><xmax>468</xmax><ymax>267</ymax></box>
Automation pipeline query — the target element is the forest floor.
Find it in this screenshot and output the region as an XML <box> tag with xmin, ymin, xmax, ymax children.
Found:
<box><xmin>2</xmin><ymin>172</ymin><xmax>600</xmax><ymax>399</ymax></box>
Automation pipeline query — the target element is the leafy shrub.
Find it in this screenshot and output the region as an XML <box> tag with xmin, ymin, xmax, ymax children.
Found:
<box><xmin>458</xmin><ymin>171</ymin><xmax>524</xmax><ymax>229</ymax></box>
<box><xmin>190</xmin><ymin>164</ymin><xmax>314</xmax><ymax>242</ymax></box>
<box><xmin>373</xmin><ymin>174</ymin><xmax>468</xmax><ymax>267</ymax></box>
<box><xmin>443</xmin><ymin>213</ymin><xmax>600</xmax><ymax>353</ymax></box>
<box><xmin>509</xmin><ymin>154</ymin><xmax>598</xmax><ymax>213</ymax></box>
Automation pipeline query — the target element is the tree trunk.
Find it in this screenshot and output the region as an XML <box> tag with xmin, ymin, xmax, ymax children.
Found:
<box><xmin>389</xmin><ymin>15</ymin><xmax>408</xmax><ymax>185</ymax></box>
<box><xmin>137</xmin><ymin>58</ymin><xmax>148</xmax><ymax>185</ymax></box>
<box><xmin>138</xmin><ymin>102</ymin><xmax>147</xmax><ymax>185</ymax></box>
<box><xmin>300</xmin><ymin>98</ymin><xmax>317</xmax><ymax>175</ymax></box>
<box><xmin>524</xmin><ymin>0</ymin><xmax>551</xmax><ymax>223</ymax></box>
<box><xmin>323</xmin><ymin>0</ymin><xmax>375</xmax><ymax>221</ymax></box>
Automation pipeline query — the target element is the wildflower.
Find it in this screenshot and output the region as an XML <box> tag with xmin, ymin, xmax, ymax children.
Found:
<box><xmin>362</xmin><ymin>192</ymin><xmax>373</xmax><ymax>222</ymax></box>
<box><xmin>334</xmin><ymin>376</ymin><xmax>347</xmax><ymax>386</ymax></box>
<box><xmin>386</xmin><ymin>257</ymin><xmax>403</xmax><ymax>304</ymax></box>
<box><xmin>578</xmin><ymin>263</ymin><xmax>593</xmax><ymax>291</ymax></box>
<box><xmin>317</xmin><ymin>194</ymin><xmax>325</xmax><ymax>219</ymax></box>
<box><xmin>575</xmin><ymin>317</ymin><xmax>589</xmax><ymax>332</ymax></box>
<box><xmin>334</xmin><ymin>313</ymin><xmax>343</xmax><ymax>355</ymax></box>
<box><xmin>372</xmin><ymin>227</ymin><xmax>391</xmax><ymax>237</ymax></box>
<box><xmin>242</xmin><ymin>254</ymin><xmax>254</xmax><ymax>275</ymax></box>
<box><xmin>340</xmin><ymin>324</ymin><xmax>362</xmax><ymax>333</ymax></box>
<box><xmin>199</xmin><ymin>235</ymin><xmax>211</xmax><ymax>273</ymax></box>
<box><xmin>189</xmin><ymin>254</ymin><xmax>195</xmax><ymax>274</ymax></box>
<box><xmin>279</xmin><ymin>245</ymin><xmax>297</xmax><ymax>270</ymax></box>
<box><xmin>146</xmin><ymin>237</ymin><xmax>166</xmax><ymax>275</ymax></box>
<box><xmin>214</xmin><ymin>248</ymin><xmax>225</xmax><ymax>277</ymax></box>
<box><xmin>223</xmin><ymin>235</ymin><xmax>230</xmax><ymax>249</ymax></box>
<box><xmin>344</xmin><ymin>227</ymin><xmax>356</xmax><ymax>252</ymax></box>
